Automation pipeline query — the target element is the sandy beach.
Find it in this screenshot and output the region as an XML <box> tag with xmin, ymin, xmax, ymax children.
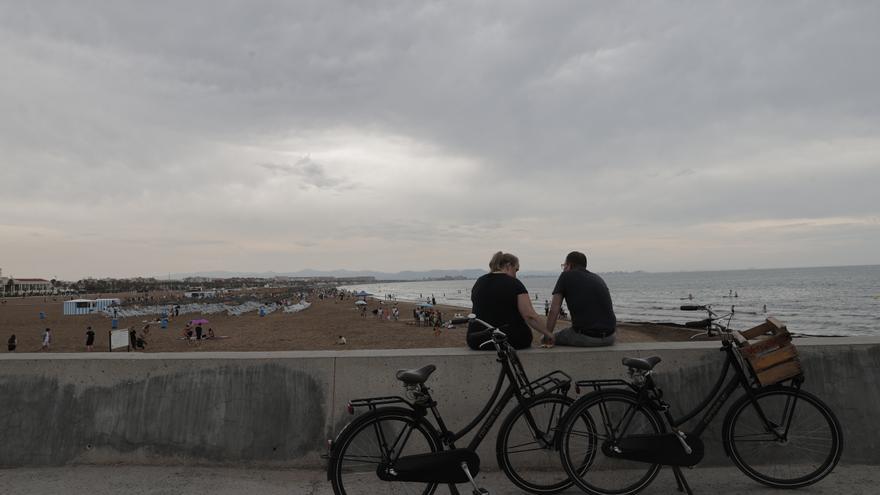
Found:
<box><xmin>1</xmin><ymin>291</ymin><xmax>703</xmax><ymax>353</ymax></box>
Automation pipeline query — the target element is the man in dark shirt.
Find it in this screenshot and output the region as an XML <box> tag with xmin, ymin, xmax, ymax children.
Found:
<box><xmin>546</xmin><ymin>251</ymin><xmax>616</xmax><ymax>347</ymax></box>
<box><xmin>85</xmin><ymin>326</ymin><xmax>95</xmax><ymax>351</ymax></box>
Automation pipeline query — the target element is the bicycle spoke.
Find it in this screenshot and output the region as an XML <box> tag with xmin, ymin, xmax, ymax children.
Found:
<box><xmin>507</xmin><ymin>445</ymin><xmax>553</xmax><ymax>454</ymax></box>
<box><xmin>561</xmin><ymin>392</ymin><xmax>663</xmax><ymax>495</ymax></box>
<box><xmin>727</xmin><ymin>389</ymin><xmax>841</xmax><ymax>488</ymax></box>
<box><xmin>332</xmin><ymin>412</ymin><xmax>438</xmax><ymax>495</ymax></box>
<box><xmin>499</xmin><ymin>395</ymin><xmax>575</xmax><ymax>493</ymax></box>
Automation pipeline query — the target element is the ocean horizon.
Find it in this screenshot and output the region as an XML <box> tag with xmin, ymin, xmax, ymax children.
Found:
<box><xmin>343</xmin><ymin>264</ymin><xmax>880</xmax><ymax>337</ymax></box>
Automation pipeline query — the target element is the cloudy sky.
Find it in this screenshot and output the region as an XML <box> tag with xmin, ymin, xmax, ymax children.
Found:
<box><xmin>2</xmin><ymin>1</ymin><xmax>879</xmax><ymax>280</ymax></box>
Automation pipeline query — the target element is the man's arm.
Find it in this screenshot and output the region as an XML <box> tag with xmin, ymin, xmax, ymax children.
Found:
<box><xmin>546</xmin><ymin>293</ymin><xmax>564</xmax><ymax>335</ymax></box>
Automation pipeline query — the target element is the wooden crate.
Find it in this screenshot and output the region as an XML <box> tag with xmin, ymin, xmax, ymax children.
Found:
<box><xmin>734</xmin><ymin>317</ymin><xmax>803</xmax><ymax>387</ymax></box>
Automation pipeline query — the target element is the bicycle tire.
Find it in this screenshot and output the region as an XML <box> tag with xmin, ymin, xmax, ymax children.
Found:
<box><xmin>558</xmin><ymin>389</ymin><xmax>664</xmax><ymax>495</ymax></box>
<box><xmin>724</xmin><ymin>386</ymin><xmax>843</xmax><ymax>488</ymax></box>
<box><xmin>329</xmin><ymin>407</ymin><xmax>442</xmax><ymax>495</ymax></box>
<box><xmin>495</xmin><ymin>394</ymin><xmax>575</xmax><ymax>494</ymax></box>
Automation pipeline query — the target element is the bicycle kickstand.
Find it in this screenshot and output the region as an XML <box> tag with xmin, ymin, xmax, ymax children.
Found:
<box><xmin>460</xmin><ymin>462</ymin><xmax>489</xmax><ymax>495</ymax></box>
<box><xmin>672</xmin><ymin>466</ymin><xmax>694</xmax><ymax>495</ymax></box>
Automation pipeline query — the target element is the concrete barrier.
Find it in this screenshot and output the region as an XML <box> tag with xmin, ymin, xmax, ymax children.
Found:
<box><xmin>1</xmin><ymin>337</ymin><xmax>878</xmax><ymax>468</ymax></box>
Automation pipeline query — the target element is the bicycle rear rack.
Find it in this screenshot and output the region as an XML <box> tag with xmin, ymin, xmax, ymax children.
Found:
<box><xmin>520</xmin><ymin>370</ymin><xmax>572</xmax><ymax>399</ymax></box>
<box><xmin>348</xmin><ymin>395</ymin><xmax>412</xmax><ymax>412</ymax></box>
<box><xmin>575</xmin><ymin>378</ymin><xmax>629</xmax><ymax>394</ymax></box>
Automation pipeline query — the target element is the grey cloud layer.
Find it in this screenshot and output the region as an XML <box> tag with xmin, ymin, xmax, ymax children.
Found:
<box><xmin>1</xmin><ymin>1</ymin><xmax>879</xmax><ymax>277</ymax></box>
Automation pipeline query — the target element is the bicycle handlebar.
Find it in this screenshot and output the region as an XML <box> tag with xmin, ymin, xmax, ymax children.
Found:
<box><xmin>459</xmin><ymin>314</ymin><xmax>509</xmax><ymax>348</ymax></box>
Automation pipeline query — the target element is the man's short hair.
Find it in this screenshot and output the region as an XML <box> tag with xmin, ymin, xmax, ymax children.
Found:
<box><xmin>565</xmin><ymin>251</ymin><xmax>587</xmax><ymax>269</ymax></box>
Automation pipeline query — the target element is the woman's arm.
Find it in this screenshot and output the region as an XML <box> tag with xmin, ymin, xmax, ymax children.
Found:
<box><xmin>517</xmin><ymin>293</ymin><xmax>554</xmax><ymax>344</ymax></box>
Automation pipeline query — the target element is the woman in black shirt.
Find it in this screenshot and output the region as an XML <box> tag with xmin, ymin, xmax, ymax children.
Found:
<box><xmin>467</xmin><ymin>251</ymin><xmax>555</xmax><ymax>350</ymax></box>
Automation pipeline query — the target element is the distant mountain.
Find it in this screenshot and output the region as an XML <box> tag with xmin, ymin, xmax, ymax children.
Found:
<box><xmin>161</xmin><ymin>268</ymin><xmax>499</xmax><ymax>281</ymax></box>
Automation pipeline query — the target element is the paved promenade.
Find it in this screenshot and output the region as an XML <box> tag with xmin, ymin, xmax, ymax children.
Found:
<box><xmin>1</xmin><ymin>465</ymin><xmax>877</xmax><ymax>494</ymax></box>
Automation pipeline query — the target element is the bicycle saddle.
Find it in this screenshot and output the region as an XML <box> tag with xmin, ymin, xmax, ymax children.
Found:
<box><xmin>622</xmin><ymin>356</ymin><xmax>662</xmax><ymax>371</ymax></box>
<box><xmin>396</xmin><ymin>364</ymin><xmax>437</xmax><ymax>385</ymax></box>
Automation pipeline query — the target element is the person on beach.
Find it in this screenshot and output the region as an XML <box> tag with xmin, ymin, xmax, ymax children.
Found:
<box><xmin>85</xmin><ymin>326</ymin><xmax>95</xmax><ymax>351</ymax></box>
<box><xmin>467</xmin><ymin>251</ymin><xmax>554</xmax><ymax>350</ymax></box>
<box><xmin>41</xmin><ymin>328</ymin><xmax>52</xmax><ymax>351</ymax></box>
<box><xmin>546</xmin><ymin>251</ymin><xmax>616</xmax><ymax>347</ymax></box>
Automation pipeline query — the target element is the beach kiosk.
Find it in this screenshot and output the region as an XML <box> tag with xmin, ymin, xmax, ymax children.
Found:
<box><xmin>63</xmin><ymin>299</ymin><xmax>97</xmax><ymax>315</ymax></box>
<box><xmin>63</xmin><ymin>298</ymin><xmax>122</xmax><ymax>315</ymax></box>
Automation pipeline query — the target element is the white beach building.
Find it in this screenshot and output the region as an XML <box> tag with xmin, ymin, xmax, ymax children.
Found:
<box><xmin>64</xmin><ymin>299</ymin><xmax>97</xmax><ymax>315</ymax></box>
<box><xmin>63</xmin><ymin>298</ymin><xmax>121</xmax><ymax>315</ymax></box>
<box><xmin>0</xmin><ymin>269</ymin><xmax>53</xmax><ymax>296</ymax></box>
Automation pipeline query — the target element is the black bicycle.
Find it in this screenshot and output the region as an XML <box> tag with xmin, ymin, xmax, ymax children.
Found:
<box><xmin>326</xmin><ymin>315</ymin><xmax>577</xmax><ymax>495</ymax></box>
<box><xmin>556</xmin><ymin>317</ymin><xmax>842</xmax><ymax>495</ymax></box>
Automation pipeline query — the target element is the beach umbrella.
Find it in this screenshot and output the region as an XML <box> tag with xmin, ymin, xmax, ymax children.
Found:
<box><xmin>190</xmin><ymin>318</ymin><xmax>209</xmax><ymax>325</ymax></box>
<box><xmin>354</xmin><ymin>300</ymin><xmax>368</xmax><ymax>306</ymax></box>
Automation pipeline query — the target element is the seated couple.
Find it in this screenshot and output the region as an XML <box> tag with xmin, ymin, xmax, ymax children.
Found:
<box><xmin>466</xmin><ymin>251</ymin><xmax>616</xmax><ymax>351</ymax></box>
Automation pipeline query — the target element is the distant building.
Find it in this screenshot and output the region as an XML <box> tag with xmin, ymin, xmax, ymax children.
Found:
<box><xmin>0</xmin><ymin>269</ymin><xmax>53</xmax><ymax>296</ymax></box>
<box><xmin>184</xmin><ymin>290</ymin><xmax>217</xmax><ymax>299</ymax></box>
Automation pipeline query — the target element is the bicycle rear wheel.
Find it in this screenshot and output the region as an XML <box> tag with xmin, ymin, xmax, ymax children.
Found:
<box><xmin>329</xmin><ymin>407</ymin><xmax>442</xmax><ymax>495</ymax></box>
<box><xmin>724</xmin><ymin>387</ymin><xmax>842</xmax><ymax>488</ymax></box>
<box><xmin>496</xmin><ymin>394</ymin><xmax>576</xmax><ymax>494</ymax></box>
<box><xmin>559</xmin><ymin>389</ymin><xmax>664</xmax><ymax>495</ymax></box>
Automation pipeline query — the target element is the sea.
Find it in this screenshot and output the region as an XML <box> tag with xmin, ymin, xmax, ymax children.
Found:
<box><xmin>342</xmin><ymin>265</ymin><xmax>880</xmax><ymax>337</ymax></box>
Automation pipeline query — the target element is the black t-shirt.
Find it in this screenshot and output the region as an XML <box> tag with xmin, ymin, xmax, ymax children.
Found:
<box><xmin>85</xmin><ymin>331</ymin><xmax>95</xmax><ymax>344</ymax></box>
<box><xmin>468</xmin><ymin>273</ymin><xmax>532</xmax><ymax>349</ymax></box>
<box><xmin>552</xmin><ymin>269</ymin><xmax>616</xmax><ymax>334</ymax></box>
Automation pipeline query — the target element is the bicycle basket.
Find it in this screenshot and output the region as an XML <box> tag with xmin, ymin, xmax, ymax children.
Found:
<box><xmin>733</xmin><ymin>317</ymin><xmax>803</xmax><ymax>387</ymax></box>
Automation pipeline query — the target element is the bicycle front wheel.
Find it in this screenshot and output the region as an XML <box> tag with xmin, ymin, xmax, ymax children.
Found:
<box><xmin>496</xmin><ymin>394</ymin><xmax>575</xmax><ymax>494</ymax></box>
<box><xmin>559</xmin><ymin>389</ymin><xmax>664</xmax><ymax>495</ymax></box>
<box><xmin>724</xmin><ymin>387</ymin><xmax>843</xmax><ymax>488</ymax></box>
<box><xmin>329</xmin><ymin>407</ymin><xmax>442</xmax><ymax>495</ymax></box>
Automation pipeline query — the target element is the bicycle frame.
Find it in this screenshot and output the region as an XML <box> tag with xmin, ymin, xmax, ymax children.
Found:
<box><xmin>350</xmin><ymin>340</ymin><xmax>571</xmax><ymax>452</ymax></box>
<box><xmin>577</xmin><ymin>339</ymin><xmax>797</xmax><ymax>441</ymax></box>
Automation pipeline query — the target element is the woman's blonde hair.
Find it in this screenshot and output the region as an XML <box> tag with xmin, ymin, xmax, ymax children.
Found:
<box><xmin>489</xmin><ymin>251</ymin><xmax>519</xmax><ymax>272</ymax></box>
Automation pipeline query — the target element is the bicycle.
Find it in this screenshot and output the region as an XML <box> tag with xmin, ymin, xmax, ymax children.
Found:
<box><xmin>326</xmin><ymin>315</ymin><xmax>576</xmax><ymax>495</ymax></box>
<box><xmin>556</xmin><ymin>317</ymin><xmax>843</xmax><ymax>495</ymax></box>
<box><xmin>681</xmin><ymin>304</ymin><xmax>734</xmax><ymax>339</ymax></box>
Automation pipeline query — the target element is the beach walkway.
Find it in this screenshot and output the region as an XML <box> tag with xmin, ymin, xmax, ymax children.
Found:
<box><xmin>1</xmin><ymin>465</ymin><xmax>876</xmax><ymax>494</ymax></box>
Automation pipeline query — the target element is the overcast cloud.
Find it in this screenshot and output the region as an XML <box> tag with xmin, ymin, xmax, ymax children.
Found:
<box><xmin>2</xmin><ymin>1</ymin><xmax>879</xmax><ymax>279</ymax></box>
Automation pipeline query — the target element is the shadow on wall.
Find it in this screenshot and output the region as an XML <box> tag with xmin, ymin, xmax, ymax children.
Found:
<box><xmin>0</xmin><ymin>364</ymin><xmax>325</xmax><ymax>466</ymax></box>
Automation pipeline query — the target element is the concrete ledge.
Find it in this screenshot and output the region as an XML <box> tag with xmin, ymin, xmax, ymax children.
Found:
<box><xmin>1</xmin><ymin>337</ymin><xmax>878</xmax><ymax>467</ymax></box>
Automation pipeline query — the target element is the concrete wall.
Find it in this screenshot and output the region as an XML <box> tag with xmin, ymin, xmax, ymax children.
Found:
<box><xmin>1</xmin><ymin>337</ymin><xmax>878</xmax><ymax>468</ymax></box>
